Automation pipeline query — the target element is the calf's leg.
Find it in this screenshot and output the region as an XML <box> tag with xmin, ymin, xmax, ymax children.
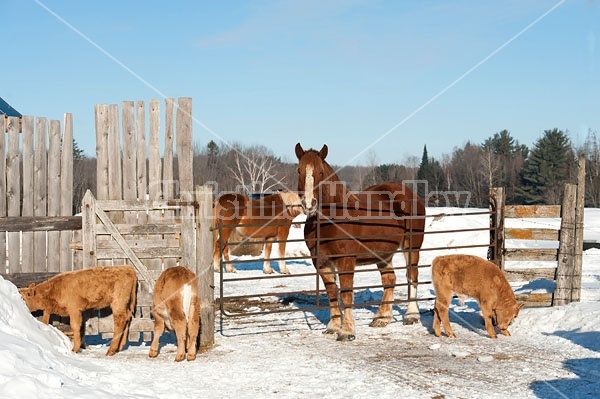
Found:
<box><xmin>149</xmin><ymin>305</ymin><xmax>166</xmax><ymax>358</ymax></box>
<box><xmin>479</xmin><ymin>302</ymin><xmax>498</xmax><ymax>339</ymax></box>
<box><xmin>168</xmin><ymin>303</ymin><xmax>189</xmax><ymax>362</ymax></box>
<box><xmin>107</xmin><ymin>311</ymin><xmax>128</xmax><ymax>356</ymax></box>
<box><xmin>186</xmin><ymin>296</ymin><xmax>200</xmax><ymax>361</ymax></box>
<box><xmin>69</xmin><ymin>311</ymin><xmax>84</xmax><ymax>353</ymax></box>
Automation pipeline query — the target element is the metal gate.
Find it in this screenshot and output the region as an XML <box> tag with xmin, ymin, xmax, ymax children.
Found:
<box><xmin>214</xmin><ymin>194</ymin><xmax>494</xmax><ymax>322</ymax></box>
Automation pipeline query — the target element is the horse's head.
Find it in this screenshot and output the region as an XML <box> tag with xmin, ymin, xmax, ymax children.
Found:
<box><xmin>295</xmin><ymin>143</ymin><xmax>328</xmax><ymax>216</ymax></box>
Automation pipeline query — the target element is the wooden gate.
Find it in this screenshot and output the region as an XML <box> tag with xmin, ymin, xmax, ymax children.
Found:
<box><xmin>80</xmin><ymin>97</ymin><xmax>214</xmax><ymax>348</ymax></box>
<box><xmin>80</xmin><ymin>188</ymin><xmax>213</xmax><ymax>347</ymax></box>
<box><xmin>489</xmin><ymin>156</ymin><xmax>585</xmax><ymax>306</ymax></box>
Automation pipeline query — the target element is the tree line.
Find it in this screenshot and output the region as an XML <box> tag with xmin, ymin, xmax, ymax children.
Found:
<box><xmin>71</xmin><ymin>127</ymin><xmax>600</xmax><ymax>213</ymax></box>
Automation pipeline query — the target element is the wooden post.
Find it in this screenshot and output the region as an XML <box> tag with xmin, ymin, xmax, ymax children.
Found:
<box><xmin>33</xmin><ymin>117</ymin><xmax>48</xmax><ymax>272</ymax></box>
<box><xmin>553</xmin><ymin>183</ymin><xmax>577</xmax><ymax>306</ymax></box>
<box><xmin>572</xmin><ymin>155</ymin><xmax>586</xmax><ymax>302</ymax></box>
<box><xmin>177</xmin><ymin>97</ymin><xmax>195</xmax><ymax>269</ymax></box>
<box><xmin>147</xmin><ymin>99</ymin><xmax>164</xmax><ymax>271</ymax></box>
<box><xmin>135</xmin><ymin>101</ymin><xmax>147</xmax><ymax>200</ymax></box>
<box><xmin>82</xmin><ymin>190</ymin><xmax>97</xmax><ymax>268</ymax></box>
<box><xmin>95</xmin><ymin>104</ymin><xmax>109</xmax><ymax>200</ymax></box>
<box><xmin>196</xmin><ymin>185</ymin><xmax>214</xmax><ymax>350</ymax></box>
<box><xmin>122</xmin><ymin>102</ymin><xmax>138</xmax><ymax>247</ymax></box>
<box><xmin>162</xmin><ymin>98</ymin><xmax>177</xmax><ymax>268</ymax></box>
<box><xmin>6</xmin><ymin>117</ymin><xmax>20</xmax><ymax>272</ymax></box>
<box><xmin>47</xmin><ymin>120</ymin><xmax>62</xmax><ymax>272</ymax></box>
<box><xmin>108</xmin><ymin>104</ymin><xmax>122</xmax><ymax>201</ymax></box>
<box><xmin>489</xmin><ymin>187</ymin><xmax>505</xmax><ymax>269</ymax></box>
<box><xmin>21</xmin><ymin>116</ymin><xmax>34</xmax><ymax>272</ymax></box>
<box><xmin>60</xmin><ymin>113</ymin><xmax>74</xmax><ymax>271</ymax></box>
<box><xmin>163</xmin><ymin>98</ymin><xmax>175</xmax><ymax>200</ymax></box>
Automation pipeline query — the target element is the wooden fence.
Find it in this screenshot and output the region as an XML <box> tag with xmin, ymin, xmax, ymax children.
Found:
<box><xmin>1</xmin><ymin>99</ymin><xmax>214</xmax><ymax>349</ymax></box>
<box><xmin>84</xmin><ymin>98</ymin><xmax>213</xmax><ymax>347</ymax></box>
<box><xmin>1</xmin><ymin>114</ymin><xmax>76</xmax><ymax>275</ymax></box>
<box><xmin>489</xmin><ymin>156</ymin><xmax>585</xmax><ymax>306</ymax></box>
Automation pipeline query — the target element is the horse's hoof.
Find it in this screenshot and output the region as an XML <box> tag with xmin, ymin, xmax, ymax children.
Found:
<box><xmin>263</xmin><ymin>269</ymin><xmax>274</xmax><ymax>274</ymax></box>
<box><xmin>403</xmin><ymin>314</ymin><xmax>420</xmax><ymax>325</ymax></box>
<box><xmin>369</xmin><ymin>318</ymin><xmax>390</xmax><ymax>328</ymax></box>
<box><xmin>336</xmin><ymin>333</ymin><xmax>356</xmax><ymax>342</ymax></box>
<box><xmin>323</xmin><ymin>329</ymin><xmax>337</xmax><ymax>335</ymax></box>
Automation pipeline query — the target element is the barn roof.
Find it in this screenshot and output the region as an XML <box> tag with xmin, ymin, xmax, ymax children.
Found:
<box><xmin>0</xmin><ymin>97</ymin><xmax>22</xmax><ymax>117</ymax></box>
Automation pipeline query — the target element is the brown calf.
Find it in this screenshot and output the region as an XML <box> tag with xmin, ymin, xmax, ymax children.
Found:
<box><xmin>19</xmin><ymin>266</ymin><xmax>138</xmax><ymax>355</ymax></box>
<box><xmin>149</xmin><ymin>266</ymin><xmax>200</xmax><ymax>362</ymax></box>
<box><xmin>432</xmin><ymin>254</ymin><xmax>525</xmax><ymax>339</ymax></box>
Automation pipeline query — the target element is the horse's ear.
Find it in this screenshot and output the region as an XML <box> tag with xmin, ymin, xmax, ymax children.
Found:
<box><xmin>319</xmin><ymin>144</ymin><xmax>328</xmax><ymax>160</ymax></box>
<box><xmin>295</xmin><ymin>143</ymin><xmax>305</xmax><ymax>160</ymax></box>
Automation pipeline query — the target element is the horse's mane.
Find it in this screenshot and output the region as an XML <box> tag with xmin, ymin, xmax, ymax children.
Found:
<box><xmin>277</xmin><ymin>190</ymin><xmax>303</xmax><ymax>218</ymax></box>
<box><xmin>320</xmin><ymin>159</ymin><xmax>359</xmax><ymax>203</ymax></box>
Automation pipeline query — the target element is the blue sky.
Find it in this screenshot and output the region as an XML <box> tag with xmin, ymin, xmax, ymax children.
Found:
<box><xmin>3</xmin><ymin>0</ymin><xmax>599</xmax><ymax>166</ymax></box>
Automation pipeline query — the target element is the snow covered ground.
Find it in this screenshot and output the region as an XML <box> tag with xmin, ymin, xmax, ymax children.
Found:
<box><xmin>1</xmin><ymin>207</ymin><xmax>599</xmax><ymax>398</ymax></box>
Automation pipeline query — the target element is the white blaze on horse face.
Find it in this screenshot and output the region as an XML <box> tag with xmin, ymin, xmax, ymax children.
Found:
<box><xmin>303</xmin><ymin>164</ymin><xmax>317</xmax><ymax>214</ymax></box>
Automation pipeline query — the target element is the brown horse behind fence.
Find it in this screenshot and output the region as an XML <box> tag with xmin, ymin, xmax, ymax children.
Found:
<box><xmin>295</xmin><ymin>143</ymin><xmax>426</xmax><ymax>341</ymax></box>
<box><xmin>213</xmin><ymin>191</ymin><xmax>303</xmax><ymax>274</ymax></box>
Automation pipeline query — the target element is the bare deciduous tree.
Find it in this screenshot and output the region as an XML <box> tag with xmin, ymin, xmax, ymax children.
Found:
<box><xmin>228</xmin><ymin>145</ymin><xmax>284</xmax><ymax>194</ymax></box>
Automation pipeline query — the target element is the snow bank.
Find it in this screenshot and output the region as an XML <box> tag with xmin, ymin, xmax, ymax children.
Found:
<box><xmin>0</xmin><ymin>276</ymin><xmax>105</xmax><ymax>398</ymax></box>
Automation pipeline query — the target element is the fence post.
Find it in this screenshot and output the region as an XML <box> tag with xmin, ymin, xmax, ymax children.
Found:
<box><xmin>82</xmin><ymin>190</ymin><xmax>97</xmax><ymax>268</ymax></box>
<box><xmin>177</xmin><ymin>97</ymin><xmax>195</xmax><ymax>269</ymax></box>
<box><xmin>572</xmin><ymin>155</ymin><xmax>585</xmax><ymax>302</ymax></box>
<box><xmin>196</xmin><ymin>185</ymin><xmax>215</xmax><ymax>350</ymax></box>
<box><xmin>7</xmin><ymin>116</ymin><xmax>21</xmax><ymax>272</ymax></box>
<box><xmin>60</xmin><ymin>113</ymin><xmax>74</xmax><ymax>271</ymax></box>
<box><xmin>553</xmin><ymin>183</ymin><xmax>577</xmax><ymax>306</ymax></box>
<box><xmin>489</xmin><ymin>187</ymin><xmax>505</xmax><ymax>269</ymax></box>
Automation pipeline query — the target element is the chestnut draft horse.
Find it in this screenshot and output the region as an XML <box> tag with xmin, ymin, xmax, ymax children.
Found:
<box><xmin>295</xmin><ymin>143</ymin><xmax>426</xmax><ymax>341</ymax></box>
<box><xmin>213</xmin><ymin>191</ymin><xmax>303</xmax><ymax>274</ymax></box>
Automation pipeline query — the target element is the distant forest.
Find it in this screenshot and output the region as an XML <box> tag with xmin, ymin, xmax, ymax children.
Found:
<box><xmin>71</xmin><ymin>128</ymin><xmax>600</xmax><ymax>211</ymax></box>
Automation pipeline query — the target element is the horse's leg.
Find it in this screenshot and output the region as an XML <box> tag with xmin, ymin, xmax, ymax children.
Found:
<box><xmin>222</xmin><ymin>243</ymin><xmax>237</xmax><ymax>273</ymax></box>
<box><xmin>319</xmin><ymin>262</ymin><xmax>342</xmax><ymax>335</ymax></box>
<box><xmin>403</xmin><ymin>247</ymin><xmax>421</xmax><ymax>325</ymax></box>
<box><xmin>277</xmin><ymin>229</ymin><xmax>290</xmax><ymax>274</ymax></box>
<box><xmin>337</xmin><ymin>257</ymin><xmax>356</xmax><ymax>341</ymax></box>
<box><xmin>262</xmin><ymin>238</ymin><xmax>274</xmax><ymax>274</ymax></box>
<box><xmin>370</xmin><ymin>261</ymin><xmax>396</xmax><ymax>327</ymax></box>
<box><xmin>213</xmin><ymin>226</ymin><xmax>237</xmax><ymax>273</ymax></box>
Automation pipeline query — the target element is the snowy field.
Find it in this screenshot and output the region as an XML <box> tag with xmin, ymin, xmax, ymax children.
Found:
<box><xmin>1</xmin><ymin>207</ymin><xmax>599</xmax><ymax>398</ymax></box>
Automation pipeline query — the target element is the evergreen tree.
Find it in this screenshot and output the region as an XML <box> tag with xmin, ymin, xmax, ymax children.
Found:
<box><xmin>480</xmin><ymin>130</ymin><xmax>528</xmax><ymax>204</ymax></box>
<box><xmin>417</xmin><ymin>145</ymin><xmax>444</xmax><ymax>202</ymax></box>
<box><xmin>73</xmin><ymin>139</ymin><xmax>85</xmax><ymax>160</ymax></box>
<box><xmin>516</xmin><ymin>128</ymin><xmax>575</xmax><ymax>204</ymax></box>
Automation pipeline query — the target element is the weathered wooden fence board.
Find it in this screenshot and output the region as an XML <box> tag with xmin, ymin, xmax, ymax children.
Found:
<box><xmin>505</xmin><ymin>228</ymin><xmax>559</xmax><ymax>241</ymax></box>
<box><xmin>21</xmin><ymin>116</ymin><xmax>34</xmax><ymax>272</ymax></box>
<box><xmin>33</xmin><ymin>117</ymin><xmax>48</xmax><ymax>271</ymax></box>
<box><xmin>504</xmin><ymin>205</ymin><xmax>561</xmax><ymax>218</ymax></box>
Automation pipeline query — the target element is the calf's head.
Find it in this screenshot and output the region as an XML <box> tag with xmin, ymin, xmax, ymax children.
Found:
<box><xmin>492</xmin><ymin>302</ymin><xmax>525</xmax><ymax>333</ymax></box>
<box><xmin>19</xmin><ymin>283</ymin><xmax>42</xmax><ymax>312</ymax></box>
